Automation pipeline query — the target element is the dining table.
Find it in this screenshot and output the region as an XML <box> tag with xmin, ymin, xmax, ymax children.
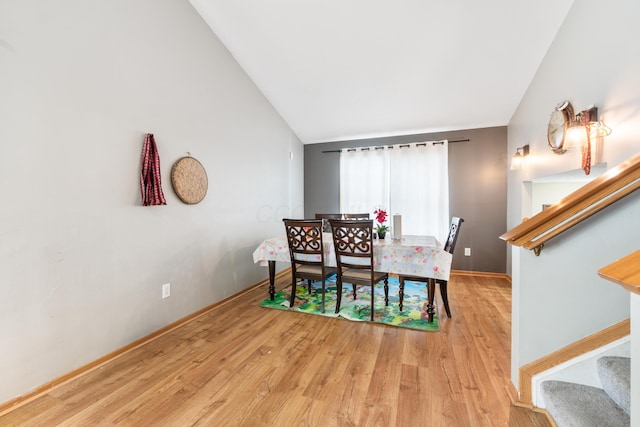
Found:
<box><xmin>253</xmin><ymin>233</ymin><xmax>452</xmax><ymax>322</ymax></box>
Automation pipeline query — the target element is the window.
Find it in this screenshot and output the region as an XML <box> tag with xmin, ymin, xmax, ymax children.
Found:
<box><xmin>339</xmin><ymin>141</ymin><xmax>449</xmax><ymax>239</ymax></box>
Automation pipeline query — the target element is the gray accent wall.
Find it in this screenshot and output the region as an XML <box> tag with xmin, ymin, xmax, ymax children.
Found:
<box><xmin>304</xmin><ymin>126</ymin><xmax>508</xmax><ymax>273</ymax></box>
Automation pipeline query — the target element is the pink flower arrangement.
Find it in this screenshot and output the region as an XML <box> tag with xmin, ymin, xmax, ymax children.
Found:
<box><xmin>373</xmin><ymin>208</ymin><xmax>389</xmax><ymax>234</ymax></box>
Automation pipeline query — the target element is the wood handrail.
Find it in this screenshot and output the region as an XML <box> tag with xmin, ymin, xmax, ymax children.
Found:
<box><xmin>500</xmin><ymin>152</ymin><xmax>640</xmax><ymax>254</ymax></box>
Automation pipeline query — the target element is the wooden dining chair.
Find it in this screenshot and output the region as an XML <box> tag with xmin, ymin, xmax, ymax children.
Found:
<box><xmin>398</xmin><ymin>217</ymin><xmax>464</xmax><ymax>318</ymax></box>
<box><xmin>328</xmin><ymin>219</ymin><xmax>389</xmax><ymax>321</ymax></box>
<box><xmin>315</xmin><ymin>213</ymin><xmax>342</xmax><ymax>232</ymax></box>
<box><xmin>343</xmin><ymin>213</ymin><xmax>370</xmax><ymax>219</ymax></box>
<box><xmin>283</xmin><ymin>219</ymin><xmax>336</xmax><ymax>313</ymax></box>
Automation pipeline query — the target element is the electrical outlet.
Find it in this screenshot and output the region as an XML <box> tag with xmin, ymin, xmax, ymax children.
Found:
<box><xmin>464</xmin><ymin>248</ymin><xmax>471</xmax><ymax>256</ymax></box>
<box><xmin>162</xmin><ymin>283</ymin><xmax>171</xmax><ymax>299</ymax></box>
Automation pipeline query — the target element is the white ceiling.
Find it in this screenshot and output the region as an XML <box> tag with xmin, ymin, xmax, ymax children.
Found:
<box><xmin>190</xmin><ymin>1</ymin><xmax>574</xmax><ymax>144</ymax></box>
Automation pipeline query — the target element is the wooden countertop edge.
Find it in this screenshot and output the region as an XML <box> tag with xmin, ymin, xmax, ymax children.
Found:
<box><xmin>598</xmin><ymin>250</ymin><xmax>640</xmax><ymax>295</ymax></box>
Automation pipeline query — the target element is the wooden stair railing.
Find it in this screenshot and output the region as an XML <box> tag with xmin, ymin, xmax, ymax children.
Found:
<box><xmin>500</xmin><ymin>152</ymin><xmax>640</xmax><ymax>255</ymax></box>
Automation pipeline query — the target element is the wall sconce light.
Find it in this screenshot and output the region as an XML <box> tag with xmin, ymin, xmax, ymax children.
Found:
<box><xmin>510</xmin><ymin>144</ymin><xmax>529</xmax><ymax>170</ymax></box>
<box><xmin>589</xmin><ymin>120</ymin><xmax>612</xmax><ymax>138</ymax></box>
<box><xmin>568</xmin><ymin>106</ymin><xmax>610</xmax><ymax>134</ymax></box>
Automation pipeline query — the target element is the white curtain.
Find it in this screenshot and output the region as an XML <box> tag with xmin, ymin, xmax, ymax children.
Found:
<box><xmin>389</xmin><ymin>142</ymin><xmax>449</xmax><ymax>238</ymax></box>
<box><xmin>339</xmin><ymin>148</ymin><xmax>389</xmax><ymax>214</ymax></box>
<box><xmin>340</xmin><ymin>141</ymin><xmax>449</xmax><ymax>239</ymax></box>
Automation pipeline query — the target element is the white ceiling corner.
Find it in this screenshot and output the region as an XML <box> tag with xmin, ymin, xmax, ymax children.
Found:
<box><xmin>190</xmin><ymin>0</ymin><xmax>575</xmax><ymax>144</ymax></box>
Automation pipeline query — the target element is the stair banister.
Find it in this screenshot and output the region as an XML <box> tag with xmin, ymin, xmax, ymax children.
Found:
<box><xmin>501</xmin><ymin>152</ymin><xmax>640</xmax><ymax>255</ymax></box>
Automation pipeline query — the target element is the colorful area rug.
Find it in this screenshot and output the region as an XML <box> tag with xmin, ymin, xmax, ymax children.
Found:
<box><xmin>260</xmin><ymin>276</ymin><xmax>438</xmax><ymax>331</ymax></box>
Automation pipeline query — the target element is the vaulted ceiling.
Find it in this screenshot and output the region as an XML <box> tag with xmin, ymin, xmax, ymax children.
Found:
<box><xmin>190</xmin><ymin>1</ymin><xmax>575</xmax><ymax>144</ymax></box>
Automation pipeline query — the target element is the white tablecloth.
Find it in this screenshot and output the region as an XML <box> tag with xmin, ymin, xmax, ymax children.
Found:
<box><xmin>253</xmin><ymin>234</ymin><xmax>452</xmax><ymax>281</ymax></box>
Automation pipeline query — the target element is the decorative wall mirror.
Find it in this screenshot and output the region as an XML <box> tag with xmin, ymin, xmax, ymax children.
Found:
<box><xmin>547</xmin><ymin>100</ymin><xmax>575</xmax><ymax>154</ymax></box>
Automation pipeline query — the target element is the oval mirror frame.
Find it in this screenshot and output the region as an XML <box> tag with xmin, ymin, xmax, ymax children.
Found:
<box><xmin>547</xmin><ymin>100</ymin><xmax>574</xmax><ymax>154</ymax></box>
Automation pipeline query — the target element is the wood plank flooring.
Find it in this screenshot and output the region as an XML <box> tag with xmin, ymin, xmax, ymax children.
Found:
<box><xmin>0</xmin><ymin>273</ymin><xmax>550</xmax><ymax>426</ymax></box>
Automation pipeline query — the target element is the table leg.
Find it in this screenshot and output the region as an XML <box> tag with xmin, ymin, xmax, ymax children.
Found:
<box><xmin>268</xmin><ymin>260</ymin><xmax>276</xmax><ymax>300</ymax></box>
<box><xmin>427</xmin><ymin>278</ymin><xmax>436</xmax><ymax>322</ymax></box>
<box><xmin>398</xmin><ymin>276</ymin><xmax>405</xmax><ymax>312</ymax></box>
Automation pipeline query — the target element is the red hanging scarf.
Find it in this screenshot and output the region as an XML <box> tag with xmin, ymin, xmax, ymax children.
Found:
<box><xmin>140</xmin><ymin>133</ymin><xmax>167</xmax><ymax>206</ymax></box>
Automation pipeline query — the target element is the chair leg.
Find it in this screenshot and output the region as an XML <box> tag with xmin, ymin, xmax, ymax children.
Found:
<box><xmin>426</xmin><ymin>279</ymin><xmax>436</xmax><ymax>323</ymax></box>
<box><xmin>438</xmin><ymin>279</ymin><xmax>452</xmax><ymax>318</ymax></box>
<box><xmin>370</xmin><ymin>285</ymin><xmax>374</xmax><ymax>321</ymax></box>
<box><xmin>352</xmin><ymin>284</ymin><xmax>357</xmax><ymax>299</ymax></box>
<box><xmin>383</xmin><ymin>278</ymin><xmax>389</xmax><ymax>306</ymax></box>
<box><xmin>307</xmin><ymin>279</ymin><xmax>312</xmax><ymax>294</ymax></box>
<box><xmin>289</xmin><ymin>278</ymin><xmax>297</xmax><ymax>308</ymax></box>
<box><xmin>335</xmin><ymin>279</ymin><xmax>343</xmax><ymax>314</ymax></box>
<box><xmin>398</xmin><ymin>276</ymin><xmax>405</xmax><ymax>312</ymax></box>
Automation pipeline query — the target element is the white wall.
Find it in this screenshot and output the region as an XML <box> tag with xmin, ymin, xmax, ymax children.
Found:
<box><xmin>0</xmin><ymin>0</ymin><xmax>303</xmax><ymax>403</ymax></box>
<box><xmin>631</xmin><ymin>294</ymin><xmax>640</xmax><ymax>426</ymax></box>
<box><xmin>507</xmin><ymin>1</ymin><xmax>640</xmax><ymax>388</ymax></box>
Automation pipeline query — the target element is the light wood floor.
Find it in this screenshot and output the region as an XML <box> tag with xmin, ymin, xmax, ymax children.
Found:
<box><xmin>0</xmin><ymin>273</ymin><xmax>550</xmax><ymax>426</ymax></box>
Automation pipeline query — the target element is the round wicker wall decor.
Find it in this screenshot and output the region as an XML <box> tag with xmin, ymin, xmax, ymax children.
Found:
<box><xmin>171</xmin><ymin>156</ymin><xmax>208</xmax><ymax>204</ymax></box>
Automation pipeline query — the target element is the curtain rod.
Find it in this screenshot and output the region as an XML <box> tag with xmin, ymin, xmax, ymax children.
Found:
<box><xmin>321</xmin><ymin>138</ymin><xmax>470</xmax><ymax>153</ymax></box>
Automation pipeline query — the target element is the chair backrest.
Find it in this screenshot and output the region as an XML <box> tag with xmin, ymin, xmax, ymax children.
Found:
<box><xmin>444</xmin><ymin>217</ymin><xmax>464</xmax><ymax>254</ymax></box>
<box><xmin>315</xmin><ymin>213</ymin><xmax>342</xmax><ymax>220</ymax></box>
<box><xmin>343</xmin><ymin>213</ymin><xmax>370</xmax><ymax>220</ymax></box>
<box><xmin>328</xmin><ymin>219</ymin><xmax>375</xmax><ymax>271</ymax></box>
<box><xmin>283</xmin><ymin>219</ymin><xmax>326</xmax><ymax>267</ymax></box>
<box><xmin>315</xmin><ymin>213</ymin><xmax>342</xmax><ymax>232</ymax></box>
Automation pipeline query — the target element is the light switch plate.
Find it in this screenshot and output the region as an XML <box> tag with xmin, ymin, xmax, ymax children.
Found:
<box><xmin>162</xmin><ymin>283</ymin><xmax>171</xmax><ymax>298</ymax></box>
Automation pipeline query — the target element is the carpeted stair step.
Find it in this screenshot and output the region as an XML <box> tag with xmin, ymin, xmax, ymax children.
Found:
<box><xmin>540</xmin><ymin>380</ymin><xmax>629</xmax><ymax>427</ymax></box>
<box><xmin>597</xmin><ymin>356</ymin><xmax>630</xmax><ymax>415</ymax></box>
